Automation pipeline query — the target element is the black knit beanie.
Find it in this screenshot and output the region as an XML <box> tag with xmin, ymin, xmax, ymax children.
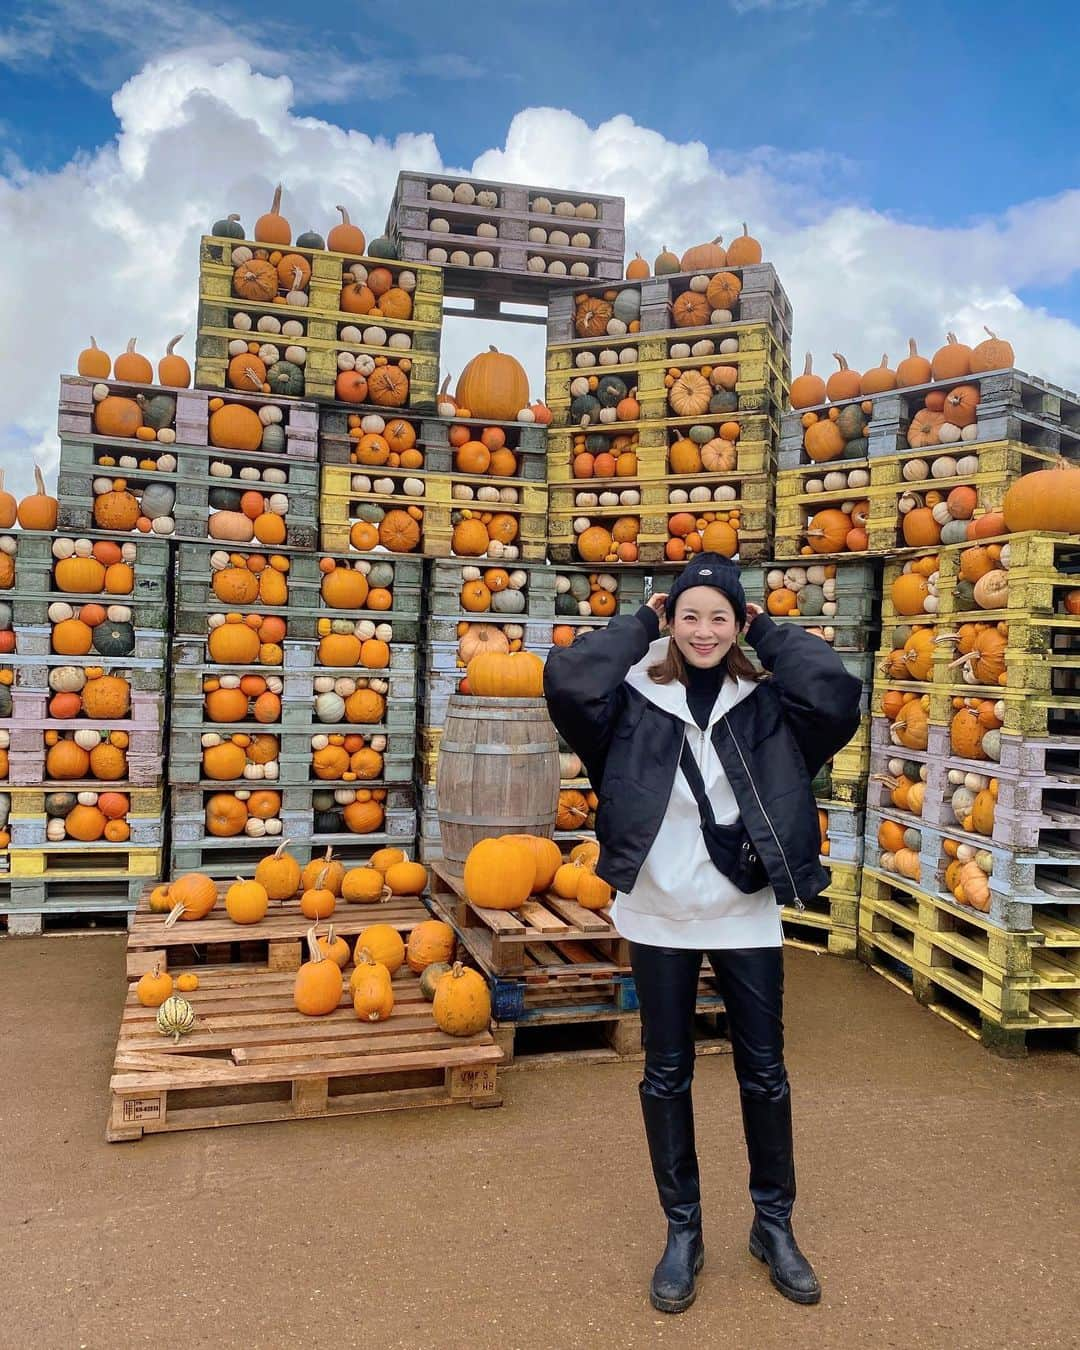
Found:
<box><xmin>663</xmin><ymin>553</ymin><xmax>747</xmax><ymax>627</ymax></box>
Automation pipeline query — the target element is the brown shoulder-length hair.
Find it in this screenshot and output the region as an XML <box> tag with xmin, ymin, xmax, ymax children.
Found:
<box><xmin>647</xmin><ymin>635</ymin><xmax>768</xmax><ymax>687</ymax></box>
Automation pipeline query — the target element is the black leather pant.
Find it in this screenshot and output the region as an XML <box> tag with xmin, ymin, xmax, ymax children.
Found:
<box><xmin>631</xmin><ymin>942</ymin><xmax>795</xmax><ymax>1227</ymax></box>
<box><xmin>631</xmin><ymin>942</ymin><xmax>788</xmax><ymax>1100</ymax></box>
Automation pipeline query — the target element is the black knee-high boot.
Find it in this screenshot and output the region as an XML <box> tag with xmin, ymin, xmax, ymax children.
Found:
<box><xmin>639</xmin><ymin>1085</ymin><xmax>705</xmax><ymax>1313</ymax></box>
<box><xmin>740</xmin><ymin>1088</ymin><xmax>821</xmax><ymax>1304</ymax></box>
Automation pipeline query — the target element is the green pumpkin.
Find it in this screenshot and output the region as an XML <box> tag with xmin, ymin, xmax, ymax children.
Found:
<box><xmin>366</xmin><ymin>235</ymin><xmax>398</xmax><ymax>260</ymax></box>
<box><xmin>585</xmin><ymin>433</ymin><xmax>608</xmax><ymax>455</ymax></box>
<box><xmin>612</xmin><ymin>289</ymin><xmax>641</xmax><ymax>323</ymax></box>
<box><xmin>312</xmin><ymin>790</ymin><xmax>336</xmax><ymax>812</ymax></box>
<box><xmin>953</xmin><ymin>579</ymin><xmax>975</xmax><ymax>608</ymax></box>
<box><xmin>0</xmin><ymin>602</ymin><xmax>11</xmax><ymax>629</ymax></box>
<box><xmin>0</xmin><ymin>685</ymin><xmax>10</xmax><ymax>718</ymax></box>
<box><xmin>570</xmin><ymin>393</ymin><xmax>601</xmax><ymax>423</ymax></box>
<box><xmin>940</xmin><ymin>520</ymin><xmax>969</xmax><ymax>546</ymax></box>
<box><xmin>366</xmin><ymin>562</ymin><xmax>394</xmax><ymax>589</ymax></box>
<box><xmin>841</xmin><ymin>436</ymin><xmax>868</xmax><ymax>459</ymax></box>
<box><xmin>891</xmin><ymin>625</ymin><xmax>912</xmax><ymax>647</ymax></box>
<box><xmin>491</xmin><ymin>589</ymin><xmax>525</xmax><ymax>614</ymax></box>
<box><xmin>212</xmin><ymin>214</ymin><xmax>245</xmax><ymax>239</ymax></box>
<box><xmin>709</xmin><ymin>390</ymin><xmax>739</xmax><ymax>414</ymax></box>
<box><xmin>140</xmin><ymin>482</ymin><xmax>175</xmax><ymax>519</ymax></box>
<box><xmin>902</xmin><ymin>761</ymin><xmax>922</xmax><ymax>782</ymax></box>
<box><xmin>355</xmin><ymin>503</ymin><xmax>384</xmax><ymax>524</ymax></box>
<box><xmin>266</xmin><ymin>360</ymin><xmax>304</xmax><ymax>397</ymax></box>
<box><xmin>92</xmin><ymin>621</ymin><xmax>135</xmax><ymax>657</ymax></box>
<box><xmin>141</xmin><ymin>394</ymin><xmax>176</xmax><ymax>431</ymax></box>
<box><xmin>296</xmin><ymin>229</ymin><xmax>325</xmax><ymax>250</ymax></box>
<box><xmin>836</xmin><ymin>404</ymin><xmax>866</xmax><ymax>440</ymax></box>
<box><xmin>420</xmin><ymin>961</ymin><xmax>453</xmax><ymax>1001</ymax></box>
<box><xmin>799</xmin><ymin>583</ymin><xmax>825</xmax><ymax>617</ymax></box>
<box><xmin>208</xmin><ymin>486</ymin><xmax>243</xmax><ymax>512</ymax></box>
<box><xmin>688</xmin><ymin>424</ymin><xmax>714</xmax><ymax>445</ymax></box>
<box><xmin>555</xmin><ymin>593</ymin><xmax>579</xmax><ymax>616</ymax></box>
<box><xmin>45</xmin><ymin>792</ymin><xmax>77</xmax><ymax>818</ymax></box>
<box><xmin>261</xmin><ymin>424</ymin><xmax>286</xmax><ymax>454</ymax></box>
<box><xmin>568</xmin><ymin>574</ymin><xmax>591</xmax><ymax>601</ymax></box>
<box><xmin>596</xmin><ymin>375</ymin><xmax>628</xmax><ymax>408</ymax></box>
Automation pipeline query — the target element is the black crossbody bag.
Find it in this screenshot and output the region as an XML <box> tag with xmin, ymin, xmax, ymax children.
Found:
<box><xmin>679</xmin><ymin>739</ymin><xmax>770</xmax><ymax>894</ymax></box>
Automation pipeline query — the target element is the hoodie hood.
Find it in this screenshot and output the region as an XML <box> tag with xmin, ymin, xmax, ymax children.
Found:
<box><xmin>624</xmin><ymin>636</ymin><xmax>758</xmax><ymax>729</ymax></box>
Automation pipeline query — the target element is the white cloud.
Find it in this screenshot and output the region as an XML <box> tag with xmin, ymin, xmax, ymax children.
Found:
<box><xmin>1</xmin><ymin>62</ymin><xmax>1079</xmax><ymax>496</ymax></box>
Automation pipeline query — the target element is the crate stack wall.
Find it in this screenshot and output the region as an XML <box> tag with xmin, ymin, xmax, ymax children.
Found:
<box><xmin>545</xmin><ymin>261</ymin><xmax>791</xmax><ymax>572</ymax></box>
<box><xmin>836</xmin><ymin>362</ymin><xmax>1080</xmax><ymax>1052</ymax></box>
<box><xmin>1</xmin><ymin>430</ymin><xmax>173</xmax><ymax>931</ymax></box>
<box><xmin>196</xmin><ymin>235</ymin><xmax>443</xmax><ymax>409</ymax></box>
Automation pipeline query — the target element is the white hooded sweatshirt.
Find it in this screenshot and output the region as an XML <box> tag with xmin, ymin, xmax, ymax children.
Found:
<box><xmin>610</xmin><ymin>636</ymin><xmax>783</xmax><ymax>950</ymax></box>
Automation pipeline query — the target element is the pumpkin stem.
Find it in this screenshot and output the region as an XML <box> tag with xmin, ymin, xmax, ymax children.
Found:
<box><xmin>380</xmin><ymin>883</ymin><xmax>392</xmax><ymax>903</ymax></box>
<box><xmin>488</xmin><ymin>345</ymin><xmax>499</xmax><ymax>354</ymax></box>
<box><xmin>983</xmin><ymin>326</ymin><xmax>997</xmax><ymax>340</ymax></box>
<box><xmin>227</xmin><ymin>213</ymin><xmax>240</xmax><ymax>224</ymax></box>
<box><xmin>274</xmin><ymin>838</ymin><xmax>292</xmax><ymax>858</ymax></box>
<box><xmin>947</xmin><ymin>332</ymin><xmax>958</xmax><ymax>345</ymax></box>
<box><xmin>879</xmin><ymin>353</ymin><xmax>889</xmax><ymax>368</ymax></box>
<box><xmin>270</xmin><ymin>184</ymin><xmax>282</xmax><ymax>215</ymax></box>
<box><xmin>305</xmin><ymin>925</ymin><xmax>324</xmax><ymax>963</ymax></box>
<box><xmin>163</xmin><ymin>900</ymin><xmax>185</xmax><ymax>930</ymax></box>
<box><xmin>33</xmin><ymin>465</ymin><xmax>47</xmax><ymax>496</ymax></box>
<box><xmin>802</xmin><ymin>352</ymin><xmax>813</xmax><ymax>376</ymax></box>
<box><xmin>336</xmin><ymin>205</ymin><xmax>351</xmax><ymax>226</ymax></box>
<box><xmin>741</xmin><ymin>222</ymin><xmax>750</xmax><ymax>237</ymax></box>
<box><xmin>316</xmin><ymin>866</ymin><xmax>330</xmax><ymax>890</ymax></box>
<box><xmin>89</xmin><ymin>336</ymin><xmax>100</xmax><ymax>351</ymax></box>
<box><xmin>165</xmin><ymin>334</ymin><xmax>184</xmax><ymax>356</ymax></box>
<box><xmin>126</xmin><ymin>338</ymin><xmax>137</xmax><ymax>355</ymax></box>
<box><xmin>832</xmin><ymin>353</ymin><xmax>849</xmax><ymax>372</ymax></box>
<box><xmin>907</xmin><ymin>337</ymin><xmax>919</xmax><ymax>356</ymax></box>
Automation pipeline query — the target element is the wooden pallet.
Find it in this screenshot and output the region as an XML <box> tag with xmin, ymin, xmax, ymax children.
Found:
<box><xmin>106</xmin><ymin>965</ymin><xmax>502</xmax><ymax>1141</ymax></box>
<box><xmin>126</xmin><ymin>884</ymin><xmax>431</xmax><ymax>978</ymax></box>
<box><xmin>431</xmin><ymin>860</ymin><xmax>630</xmax><ymax>977</ymax></box>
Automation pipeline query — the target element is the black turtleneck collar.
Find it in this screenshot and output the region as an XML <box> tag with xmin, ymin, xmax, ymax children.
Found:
<box><xmin>684</xmin><ymin>660</ymin><xmax>724</xmax><ymax>730</ymax></box>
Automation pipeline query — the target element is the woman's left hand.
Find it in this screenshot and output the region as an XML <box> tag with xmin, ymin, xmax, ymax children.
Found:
<box><xmin>743</xmin><ymin>602</ymin><xmax>763</xmax><ymax>633</ymax></box>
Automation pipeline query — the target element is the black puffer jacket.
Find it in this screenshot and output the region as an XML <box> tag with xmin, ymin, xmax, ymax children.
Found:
<box><xmin>543</xmin><ymin>609</ymin><xmax>863</xmax><ymax>907</ymax></box>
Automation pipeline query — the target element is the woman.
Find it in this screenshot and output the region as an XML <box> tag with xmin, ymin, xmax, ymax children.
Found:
<box><xmin>544</xmin><ymin>552</ymin><xmax>862</xmax><ymax>1314</ymax></box>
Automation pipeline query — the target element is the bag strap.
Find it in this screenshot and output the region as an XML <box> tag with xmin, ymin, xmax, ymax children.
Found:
<box><xmin>679</xmin><ymin>737</ymin><xmax>718</xmax><ymax>831</ymax></box>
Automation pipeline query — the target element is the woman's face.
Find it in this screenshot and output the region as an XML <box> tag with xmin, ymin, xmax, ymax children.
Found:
<box><xmin>672</xmin><ymin>586</ymin><xmax>739</xmax><ymax>669</ymax></box>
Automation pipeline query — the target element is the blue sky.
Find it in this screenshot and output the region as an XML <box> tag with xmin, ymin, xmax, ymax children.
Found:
<box><xmin>1</xmin><ymin>0</ymin><xmax>1079</xmax><ymax>493</ymax></box>
<box><xmin>4</xmin><ymin>0</ymin><xmax>1078</xmax><ymax>234</ymax></box>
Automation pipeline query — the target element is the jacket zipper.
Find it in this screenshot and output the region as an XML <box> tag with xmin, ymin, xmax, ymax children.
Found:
<box><xmin>721</xmin><ymin>719</ymin><xmax>805</xmax><ymax>910</ymax></box>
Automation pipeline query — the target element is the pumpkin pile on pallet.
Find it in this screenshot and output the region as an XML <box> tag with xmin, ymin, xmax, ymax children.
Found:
<box><xmin>0</xmin><ymin>464</ymin><xmax>170</xmax><ymax>934</ymax></box>
<box><xmin>858</xmin><ymin>437</ymin><xmax>1080</xmax><ymax>1055</ymax></box>
<box><xmin>544</xmin><ymin>230</ymin><xmax>791</xmax><ymax>568</ymax></box>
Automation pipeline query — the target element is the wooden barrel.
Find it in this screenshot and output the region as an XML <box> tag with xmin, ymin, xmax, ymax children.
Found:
<box><xmin>436</xmin><ymin>695</ymin><xmax>560</xmax><ymax>876</ymax></box>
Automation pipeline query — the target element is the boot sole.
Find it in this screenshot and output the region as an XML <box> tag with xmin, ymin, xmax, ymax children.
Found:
<box><xmin>650</xmin><ymin>1251</ymin><xmax>705</xmax><ymax>1314</ymax></box>
<box><xmin>749</xmin><ymin>1233</ymin><xmax>821</xmax><ymax>1306</ymax></box>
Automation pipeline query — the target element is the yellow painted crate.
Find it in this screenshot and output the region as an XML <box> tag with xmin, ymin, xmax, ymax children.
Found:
<box><xmin>550</xmin><ymin>473</ymin><xmax>773</xmax><ymax>516</ymax></box>
<box><xmin>199</xmin><ymin>234</ymin><xmax>444</xmax><ymax>324</ymax></box>
<box><xmin>547</xmin><ymin>437</ymin><xmax>777</xmax><ymax>484</ymax></box>
<box><xmin>320</xmin><ymin>465</ymin><xmax>547</xmax><ymax>516</ymax></box>
<box><xmin>546</xmin><ymin>323</ymin><xmax>783</xmax><ymax>372</ymax></box>
<box><xmin>8</xmin><ymin>786</ymin><xmax>164</xmax><ymax>819</ymax></box>
<box><xmin>547</xmin><ymin>511</ymin><xmax>668</xmax><ymax>566</ymax></box>
<box><xmin>319</xmin><ymin>507</ymin><xmax>548</xmax><ymax>560</ymax></box>
<box><xmin>10</xmin><ymin>845</ymin><xmax>163</xmax><ymax>880</ymax></box>
<box><xmin>546</xmin><ymin>414</ymin><xmax>778</xmax><ymax>483</ymax></box>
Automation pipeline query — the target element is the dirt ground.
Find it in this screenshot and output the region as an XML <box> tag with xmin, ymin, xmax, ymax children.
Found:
<box><xmin>1</xmin><ymin>937</ymin><xmax>1076</xmax><ymax>1350</ymax></box>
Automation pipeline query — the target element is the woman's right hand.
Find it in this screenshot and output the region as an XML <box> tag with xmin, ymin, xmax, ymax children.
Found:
<box><xmin>647</xmin><ymin>592</ymin><xmax>668</xmax><ymax>632</ymax></box>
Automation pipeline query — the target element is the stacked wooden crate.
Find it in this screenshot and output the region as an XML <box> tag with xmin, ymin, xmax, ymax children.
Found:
<box><xmin>196</xmin><ymin>234</ymin><xmax>442</xmax><ymax>408</ymax></box>
<box><xmin>545</xmin><ymin>262</ymin><xmax>791</xmax><ymax>569</ymax></box>
<box><xmin>414</xmin><ymin>558</ymin><xmax>649</xmax><ymax>863</ymax></box>
<box><xmin>845</xmin><ymin>369</ymin><xmax>1080</xmax><ymax>1051</ymax></box>
<box><xmin>386</xmin><ymin>172</ymin><xmax>625</xmax><ymax>315</ymax></box>
<box><xmin>0</xmin><ymin>378</ymin><xmax>180</xmax><ymax>931</ymax></box>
